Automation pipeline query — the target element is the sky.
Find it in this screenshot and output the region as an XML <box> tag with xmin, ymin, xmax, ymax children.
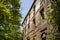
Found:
<box><xmin>21</xmin><ymin>0</ymin><xmax>34</xmax><ymax>23</ymax></box>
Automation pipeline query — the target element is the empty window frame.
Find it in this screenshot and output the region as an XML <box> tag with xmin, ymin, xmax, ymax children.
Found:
<box><xmin>40</xmin><ymin>8</ymin><xmax>45</xmax><ymax>19</ymax></box>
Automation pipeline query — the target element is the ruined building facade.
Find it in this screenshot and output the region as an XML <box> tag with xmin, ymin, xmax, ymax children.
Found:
<box><xmin>22</xmin><ymin>0</ymin><xmax>54</xmax><ymax>40</ymax></box>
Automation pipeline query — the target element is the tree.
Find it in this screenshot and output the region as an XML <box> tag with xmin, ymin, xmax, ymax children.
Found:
<box><xmin>0</xmin><ymin>0</ymin><xmax>22</xmax><ymax>40</ymax></box>
<box><xmin>46</xmin><ymin>0</ymin><xmax>60</xmax><ymax>40</ymax></box>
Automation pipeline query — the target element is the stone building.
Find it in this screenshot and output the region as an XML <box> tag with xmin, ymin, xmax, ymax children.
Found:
<box><xmin>22</xmin><ymin>0</ymin><xmax>54</xmax><ymax>40</ymax></box>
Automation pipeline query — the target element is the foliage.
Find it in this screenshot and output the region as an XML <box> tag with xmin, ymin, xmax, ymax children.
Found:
<box><xmin>30</xmin><ymin>36</ymin><xmax>34</xmax><ymax>40</ymax></box>
<box><xmin>46</xmin><ymin>33</ymin><xmax>55</xmax><ymax>40</ymax></box>
<box><xmin>0</xmin><ymin>0</ymin><xmax>22</xmax><ymax>40</ymax></box>
<box><xmin>47</xmin><ymin>0</ymin><xmax>60</xmax><ymax>30</ymax></box>
<box><xmin>27</xmin><ymin>35</ymin><xmax>36</xmax><ymax>40</ymax></box>
<box><xmin>46</xmin><ymin>0</ymin><xmax>60</xmax><ymax>40</ymax></box>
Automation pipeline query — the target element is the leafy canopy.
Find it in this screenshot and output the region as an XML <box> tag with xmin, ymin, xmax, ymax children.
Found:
<box><xmin>0</xmin><ymin>0</ymin><xmax>22</xmax><ymax>40</ymax></box>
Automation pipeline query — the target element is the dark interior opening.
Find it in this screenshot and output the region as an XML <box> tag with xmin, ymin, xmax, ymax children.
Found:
<box><xmin>40</xmin><ymin>8</ymin><xmax>44</xmax><ymax>19</ymax></box>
